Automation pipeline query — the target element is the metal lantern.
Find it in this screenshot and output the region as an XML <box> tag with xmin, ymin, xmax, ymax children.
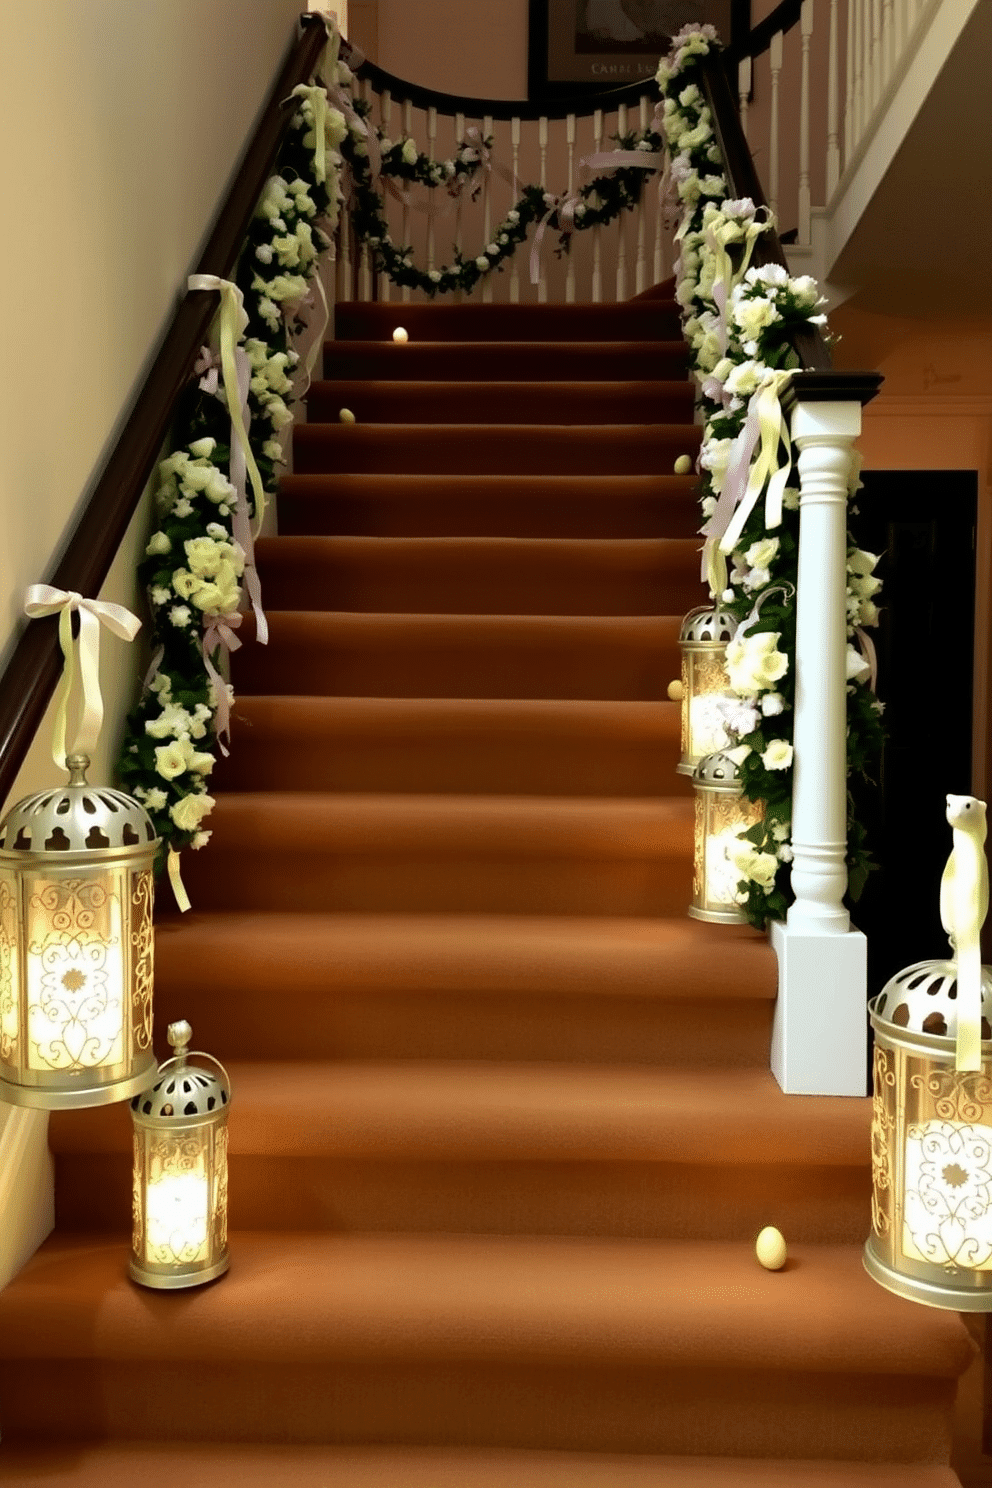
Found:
<box><xmin>690</xmin><ymin>750</ymin><xmax>764</xmax><ymax>924</ymax></box>
<box><xmin>865</xmin><ymin>961</ymin><xmax>992</xmax><ymax>1311</ymax></box>
<box><xmin>674</xmin><ymin>605</ymin><xmax>739</xmax><ymax>776</ymax></box>
<box><xmin>130</xmin><ymin>1020</ymin><xmax>230</xmax><ymax>1290</ymax></box>
<box><xmin>0</xmin><ymin>753</ymin><xmax>158</xmax><ymax>1108</ymax></box>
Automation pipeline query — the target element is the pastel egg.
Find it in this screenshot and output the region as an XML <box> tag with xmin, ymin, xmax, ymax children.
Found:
<box><xmin>674</xmin><ymin>454</ymin><xmax>693</xmax><ymax>475</ymax></box>
<box><xmin>667</xmin><ymin>680</ymin><xmax>684</xmax><ymax>702</ymax></box>
<box><xmin>755</xmin><ymin>1225</ymin><xmax>788</xmax><ymax>1270</ymax></box>
<box><xmin>392</xmin><ymin>326</ymin><xmax>409</xmax><ymax>343</ymax></box>
<box><xmin>339</xmin><ymin>408</ymin><xmax>356</xmax><ymax>424</ymax></box>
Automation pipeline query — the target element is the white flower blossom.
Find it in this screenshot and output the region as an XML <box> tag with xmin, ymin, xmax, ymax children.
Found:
<box><xmin>761</xmin><ymin>739</ymin><xmax>794</xmax><ymax>771</ymax></box>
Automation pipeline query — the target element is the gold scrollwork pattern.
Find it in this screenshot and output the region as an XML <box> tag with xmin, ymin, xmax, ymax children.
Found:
<box><xmin>902</xmin><ymin>1115</ymin><xmax>992</xmax><ymax>1271</ymax></box>
<box><xmin>680</xmin><ymin>656</ymin><xmax>690</xmax><ymax>754</ymax></box>
<box><xmin>214</xmin><ymin>1123</ymin><xmax>229</xmax><ymax>1254</ymax></box>
<box><xmin>132</xmin><ymin>1131</ymin><xmax>145</xmax><ymax>1257</ymax></box>
<box><xmin>130</xmin><ymin>871</ymin><xmax>154</xmax><ymax>1051</ymax></box>
<box><xmin>26</xmin><ymin>875</ymin><xmax>124</xmax><ymax>1071</ymax></box>
<box><xmin>870</xmin><ymin>1043</ymin><xmax>896</xmax><ymax>1237</ymax></box>
<box><xmin>145</xmin><ymin>1134</ymin><xmax>210</xmax><ymax>1266</ymax></box>
<box><xmin>0</xmin><ymin>874</ymin><xmax>19</xmax><ymax>1063</ymax></box>
<box><xmin>909</xmin><ymin>1067</ymin><xmax>992</xmax><ymax>1126</ymax></box>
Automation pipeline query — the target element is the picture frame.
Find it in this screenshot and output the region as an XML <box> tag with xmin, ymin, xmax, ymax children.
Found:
<box><xmin>528</xmin><ymin>0</ymin><xmax>751</xmax><ymax>103</ymax></box>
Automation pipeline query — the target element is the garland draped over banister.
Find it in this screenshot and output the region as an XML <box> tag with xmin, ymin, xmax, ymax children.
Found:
<box><xmin>117</xmin><ymin>17</ymin><xmax>882</xmax><ymax>927</ymax></box>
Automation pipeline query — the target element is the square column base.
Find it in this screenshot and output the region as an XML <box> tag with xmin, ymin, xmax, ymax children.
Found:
<box><xmin>770</xmin><ymin>920</ymin><xmax>868</xmax><ymax>1095</ymax></box>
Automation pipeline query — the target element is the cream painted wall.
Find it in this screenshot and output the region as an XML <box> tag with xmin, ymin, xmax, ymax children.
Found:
<box><xmin>0</xmin><ymin>0</ymin><xmax>301</xmax><ymax>672</ymax></box>
<box><xmin>0</xmin><ymin>0</ymin><xmax>302</xmax><ymax>1263</ymax></box>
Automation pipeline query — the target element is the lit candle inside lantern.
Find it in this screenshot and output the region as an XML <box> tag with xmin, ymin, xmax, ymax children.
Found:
<box><xmin>688</xmin><ymin>694</ymin><xmax>732</xmax><ymax>762</ymax></box>
<box><xmin>145</xmin><ymin>1164</ymin><xmax>211</xmax><ymax>1266</ymax></box>
<box><xmin>25</xmin><ymin>874</ymin><xmax>125</xmax><ymax>1073</ymax></box>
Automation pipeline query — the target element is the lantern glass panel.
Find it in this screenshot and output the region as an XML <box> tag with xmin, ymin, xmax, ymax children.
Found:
<box><xmin>0</xmin><ymin>873</ymin><xmax>20</xmax><ymax>1065</ymax></box>
<box><xmin>685</xmin><ymin>652</ymin><xmax>734</xmax><ymax>763</ymax></box>
<box><xmin>25</xmin><ymin>871</ymin><xmax>125</xmax><ymax>1072</ymax></box>
<box><xmin>692</xmin><ymin>787</ymin><xmax>764</xmax><ymax>922</ymax></box>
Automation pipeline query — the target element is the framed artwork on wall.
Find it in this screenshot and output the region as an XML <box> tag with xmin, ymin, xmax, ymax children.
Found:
<box><xmin>528</xmin><ymin>0</ymin><xmax>750</xmax><ymax>102</ymax></box>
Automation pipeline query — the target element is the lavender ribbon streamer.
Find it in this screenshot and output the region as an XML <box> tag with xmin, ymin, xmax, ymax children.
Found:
<box><xmin>228</xmin><ymin>346</ymin><xmax>268</xmax><ymax>647</ymax></box>
<box><xmin>530</xmin><ymin>190</ymin><xmax>580</xmax><ymax>286</ymax></box>
<box><xmin>201</xmin><ymin>612</ymin><xmax>243</xmax><ymax>755</ymax></box>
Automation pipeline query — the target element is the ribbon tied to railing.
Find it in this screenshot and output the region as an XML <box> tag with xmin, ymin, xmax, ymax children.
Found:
<box><xmin>700</xmin><ymin>369</ymin><xmax>794</xmax><ymax>598</ymax></box>
<box><xmin>529</xmin><ymin>141</ymin><xmax>665</xmax><ymax>287</ymax></box>
<box><xmin>703</xmin><ymin>204</ymin><xmax>770</xmax><ymax>358</ymax></box>
<box><xmin>200</xmin><ymin>611</ymin><xmax>243</xmax><ymax>758</ymax></box>
<box><xmin>23</xmin><ymin>586</ymin><xmax>141</xmax><ymax>773</ymax></box>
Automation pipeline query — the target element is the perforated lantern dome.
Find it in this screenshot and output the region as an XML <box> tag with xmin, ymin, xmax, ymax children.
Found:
<box><xmin>0</xmin><ymin>754</ymin><xmax>158</xmax><ymax>1108</ymax></box>
<box><xmin>676</xmin><ymin>605</ymin><xmax>739</xmax><ymax>776</ymax></box>
<box><xmin>865</xmin><ymin>960</ymin><xmax>992</xmax><ymax>1311</ymax></box>
<box><xmin>130</xmin><ymin>1020</ymin><xmax>231</xmax><ymax>1290</ymax></box>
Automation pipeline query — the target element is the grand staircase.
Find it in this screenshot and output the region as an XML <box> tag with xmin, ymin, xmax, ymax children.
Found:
<box><xmin>0</xmin><ymin>291</ymin><xmax>977</xmax><ymax>1484</ymax></box>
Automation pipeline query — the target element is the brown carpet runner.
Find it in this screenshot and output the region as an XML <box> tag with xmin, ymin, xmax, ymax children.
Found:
<box><xmin>0</xmin><ymin>295</ymin><xmax>976</xmax><ymax>1485</ymax></box>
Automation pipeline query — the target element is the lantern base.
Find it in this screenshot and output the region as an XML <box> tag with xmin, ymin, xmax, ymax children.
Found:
<box><xmin>676</xmin><ymin>761</ymin><xmax>696</xmax><ymax>777</ymax></box>
<box><xmin>129</xmin><ymin>1251</ymin><xmax>230</xmax><ymax>1290</ymax></box>
<box><xmin>0</xmin><ymin>1054</ymin><xmax>158</xmax><ymax>1111</ymax></box>
<box><xmin>863</xmin><ymin>1238</ymin><xmax>992</xmax><ymax>1313</ymax></box>
<box><xmin>688</xmin><ymin>904</ymin><xmax>749</xmax><ymax>925</ymax></box>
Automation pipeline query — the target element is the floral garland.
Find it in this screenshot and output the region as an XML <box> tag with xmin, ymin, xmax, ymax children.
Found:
<box><xmin>658</xmin><ymin>25</ymin><xmax>884</xmax><ymax>927</ymax></box>
<box><xmin>340</xmin><ymin>99</ymin><xmax>664</xmax><ymax>296</ymax></box>
<box><xmin>116</xmin><ymin>61</ymin><xmax>350</xmax><ymax>872</ymax></box>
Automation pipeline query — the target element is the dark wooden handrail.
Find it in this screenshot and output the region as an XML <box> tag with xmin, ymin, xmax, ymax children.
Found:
<box><xmin>347</xmin><ymin>54</ymin><xmax>659</xmax><ymax>124</ymax></box>
<box><xmin>0</xmin><ymin>13</ymin><xmax>327</xmax><ymax>808</ymax></box>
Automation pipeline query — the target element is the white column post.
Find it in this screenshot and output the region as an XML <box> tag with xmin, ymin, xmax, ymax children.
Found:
<box><xmin>771</xmin><ymin>375</ymin><xmax>881</xmax><ymax>1096</ymax></box>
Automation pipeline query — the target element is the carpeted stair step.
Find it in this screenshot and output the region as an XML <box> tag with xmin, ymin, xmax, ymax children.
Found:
<box><xmin>292</xmin><ymin>422</ymin><xmax>701</xmax><ymax>477</ymax></box>
<box><xmin>149</xmin><ymin>911</ymin><xmax>776</xmax><ymax>1065</ymax></box>
<box><xmin>178</xmin><ymin>793</ymin><xmax>693</xmax><ymax>915</ymax></box>
<box><xmin>253</xmin><ymin>535</ymin><xmax>705</xmax><ymax>616</ymax></box>
<box><xmin>0</xmin><ymin>1233</ymin><xmax>975</xmax><ymax>1458</ymax></box>
<box><xmin>334</xmin><ymin>299</ymin><xmax>683</xmax><ymax>342</ymax></box>
<box><xmin>232</xmin><ymin>612</ymin><xmax>681</xmax><ymax>700</ymax></box>
<box><xmin>216</xmin><ymin>697</ymin><xmax>692</xmax><ymax>796</ymax></box>
<box><xmin>304</xmin><ymin>379</ymin><xmax>695</xmax><ymax>425</ymax></box>
<box><xmin>322</xmin><ymin>338</ymin><xmax>690</xmax><ymax>382</ymax></box>
<box><xmin>276</xmin><ymin>473</ymin><xmax>702</xmax><ymax>539</ymax></box>
<box><xmin>51</xmin><ymin>1064</ymin><xmax>872</xmax><ymax>1243</ymax></box>
<box><xmin>0</xmin><ymin>1444</ymin><xmax>966</xmax><ymax>1488</ymax></box>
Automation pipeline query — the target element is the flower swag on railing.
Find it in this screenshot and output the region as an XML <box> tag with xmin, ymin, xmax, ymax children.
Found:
<box><xmin>658</xmin><ymin>23</ymin><xmax>884</xmax><ymax>929</ymax></box>
<box><xmin>338</xmin><ymin>79</ymin><xmax>663</xmax><ymax>295</ymax></box>
<box><xmin>116</xmin><ymin>29</ymin><xmax>351</xmax><ymax>880</ymax></box>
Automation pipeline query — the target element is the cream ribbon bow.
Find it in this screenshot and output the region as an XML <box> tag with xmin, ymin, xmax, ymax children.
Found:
<box><xmin>187</xmin><ymin>274</ymin><xmax>267</xmax><ymax>535</ymax></box>
<box><xmin>24</xmin><ymin>586</ymin><xmax>141</xmax><ymax>771</ymax></box>
<box><xmin>700</xmin><ymin>369</ymin><xmax>794</xmax><ymax>597</ymax></box>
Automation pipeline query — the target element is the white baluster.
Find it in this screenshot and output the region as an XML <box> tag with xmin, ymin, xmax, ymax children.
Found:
<box><xmin>380</xmin><ymin>90</ymin><xmax>392</xmax><ymax>302</ymax></box>
<box><xmin>566</xmin><ymin>112</ymin><xmax>577</xmax><ymax>303</ymax></box>
<box><xmin>358</xmin><ymin>79</ymin><xmax>373</xmax><ymax>300</ymax></box>
<box><xmin>591</xmin><ymin>109</ymin><xmax>603</xmax><ymax>303</ymax></box>
<box><xmin>861</xmin><ymin>0</ymin><xmax>871</xmax><ymax>132</ymax></box>
<box><xmin>401</xmin><ymin>98</ymin><xmax>413</xmax><ymax>302</ymax></box>
<box><xmin>615</xmin><ymin>103</ymin><xmax>628</xmax><ymax>301</ymax></box>
<box><xmin>771</xmin><ymin>392</ymin><xmax>871</xmax><ymax>1097</ymax></box>
<box><xmin>870</xmin><ymin>0</ymin><xmax>882</xmax><ymax>111</ymax></box>
<box><xmin>340</xmin><ymin>192</ymin><xmax>352</xmax><ymax>301</ymax></box>
<box><xmin>738</xmin><ymin>56</ymin><xmax>752</xmax><ymax>140</ymax></box>
<box><xmin>851</xmin><ymin>0</ymin><xmax>863</xmax><ymax>151</ymax></box>
<box><xmin>653</xmin><ymin>145</ymin><xmax>665</xmax><ymax>287</ymax></box>
<box><xmin>537</xmin><ymin>114</ymin><xmax>549</xmax><ymax>303</ymax></box>
<box><xmin>482</xmin><ymin>112</ymin><xmax>494</xmax><ymax>303</ymax></box>
<box><xmin>454</xmin><ymin>110</ymin><xmax>465</xmax><ymax>304</ymax></box>
<box><xmin>634</xmin><ymin>97</ymin><xmax>647</xmax><ymax>295</ymax></box>
<box><xmin>893</xmin><ymin>0</ymin><xmax>905</xmax><ymax>59</ymax></box>
<box><xmin>426</xmin><ymin>105</ymin><xmax>437</xmax><ymax>276</ymax></box>
<box><xmin>881</xmin><ymin>0</ymin><xmax>894</xmax><ymax>86</ymax></box>
<box><xmin>827</xmin><ymin>0</ymin><xmax>841</xmax><ymax>196</ymax></box>
<box><xmin>768</xmin><ymin>32</ymin><xmax>783</xmax><ymax>223</ymax></box>
<box><xmin>798</xmin><ymin>1</ymin><xmax>814</xmax><ymax>246</ymax></box>
<box><xmin>510</xmin><ymin>116</ymin><xmax>521</xmax><ymax>304</ymax></box>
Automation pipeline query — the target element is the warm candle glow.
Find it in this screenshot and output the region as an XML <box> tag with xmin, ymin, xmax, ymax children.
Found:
<box><xmin>902</xmin><ymin>1118</ymin><xmax>992</xmax><ymax>1270</ymax></box>
<box><xmin>25</xmin><ymin>875</ymin><xmax>124</xmax><ymax>1072</ymax></box>
<box><xmin>145</xmin><ymin>1164</ymin><xmax>210</xmax><ymax>1266</ymax></box>
<box><xmin>689</xmin><ymin>694</ymin><xmax>731</xmax><ymax>761</ymax></box>
<box><xmin>704</xmin><ymin>827</ymin><xmax>748</xmax><ymax>910</ymax></box>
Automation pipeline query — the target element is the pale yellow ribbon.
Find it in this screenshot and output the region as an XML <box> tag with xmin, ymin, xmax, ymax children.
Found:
<box><xmin>291</xmin><ymin>84</ymin><xmax>329</xmax><ymax>184</ymax></box>
<box><xmin>23</xmin><ymin>586</ymin><xmax>141</xmax><ymax>772</ymax></box>
<box><xmin>167</xmin><ymin>846</ymin><xmax>192</xmax><ymax>914</ymax></box>
<box><xmin>701</xmin><ymin>370</ymin><xmax>794</xmax><ymax>596</ymax></box>
<box><xmin>187</xmin><ymin>275</ymin><xmax>267</xmax><ymax>535</ymax></box>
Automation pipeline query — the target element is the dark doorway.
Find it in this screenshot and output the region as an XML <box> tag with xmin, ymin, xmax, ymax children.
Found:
<box><xmin>848</xmin><ymin>470</ymin><xmax>977</xmax><ymax>1001</ymax></box>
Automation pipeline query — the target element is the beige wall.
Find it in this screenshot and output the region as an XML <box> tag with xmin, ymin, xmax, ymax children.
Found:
<box><xmin>0</xmin><ymin>0</ymin><xmax>302</xmax><ymax>1240</ymax></box>
<box><xmin>361</xmin><ymin>0</ymin><xmax>530</xmax><ymax>95</ymax></box>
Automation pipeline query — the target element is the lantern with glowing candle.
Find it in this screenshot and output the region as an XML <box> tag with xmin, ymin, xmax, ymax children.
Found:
<box><xmin>689</xmin><ymin>749</ymin><xmax>764</xmax><ymax>923</ymax></box>
<box><xmin>865</xmin><ymin>793</ymin><xmax>992</xmax><ymax>1310</ymax></box>
<box><xmin>674</xmin><ymin>606</ymin><xmax>739</xmax><ymax>776</ymax></box>
<box><xmin>0</xmin><ymin>754</ymin><xmax>158</xmax><ymax>1108</ymax></box>
<box><xmin>130</xmin><ymin>1020</ymin><xmax>230</xmax><ymax>1290</ymax></box>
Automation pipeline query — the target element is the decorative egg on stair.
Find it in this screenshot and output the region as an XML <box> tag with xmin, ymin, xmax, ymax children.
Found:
<box><xmin>392</xmin><ymin>326</ymin><xmax>409</xmax><ymax>342</ymax></box>
<box><xmin>673</xmin><ymin>454</ymin><xmax>693</xmax><ymax>475</ymax></box>
<box><xmin>338</xmin><ymin>408</ymin><xmax>356</xmax><ymax>424</ymax></box>
<box><xmin>755</xmin><ymin>1226</ymin><xmax>788</xmax><ymax>1270</ymax></box>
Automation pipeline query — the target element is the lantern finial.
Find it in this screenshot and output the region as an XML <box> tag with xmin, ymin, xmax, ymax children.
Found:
<box><xmin>65</xmin><ymin>753</ymin><xmax>90</xmax><ymax>785</ymax></box>
<box><xmin>167</xmin><ymin>1020</ymin><xmax>193</xmax><ymax>1065</ymax></box>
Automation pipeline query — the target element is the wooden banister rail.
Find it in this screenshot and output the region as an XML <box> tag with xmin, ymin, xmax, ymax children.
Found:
<box><xmin>0</xmin><ymin>13</ymin><xmax>327</xmax><ymax>808</ymax></box>
<box><xmin>348</xmin><ymin>55</ymin><xmax>657</xmax><ymax>124</ymax></box>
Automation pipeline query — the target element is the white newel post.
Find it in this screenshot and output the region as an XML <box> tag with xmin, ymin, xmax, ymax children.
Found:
<box><xmin>771</xmin><ymin>374</ymin><xmax>882</xmax><ymax>1096</ymax></box>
